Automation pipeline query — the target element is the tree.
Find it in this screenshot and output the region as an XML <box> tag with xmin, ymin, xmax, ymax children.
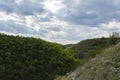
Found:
<box><xmin>107</xmin><ymin>32</ymin><xmax>119</xmax><ymax>45</ymax></box>
<box><xmin>0</xmin><ymin>33</ymin><xmax>78</xmax><ymax>80</ymax></box>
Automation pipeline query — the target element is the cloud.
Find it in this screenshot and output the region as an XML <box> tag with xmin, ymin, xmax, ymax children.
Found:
<box><xmin>56</xmin><ymin>0</ymin><xmax>120</xmax><ymax>26</ymax></box>
<box><xmin>43</xmin><ymin>0</ymin><xmax>65</xmax><ymax>13</ymax></box>
<box><xmin>0</xmin><ymin>0</ymin><xmax>45</xmax><ymax>15</ymax></box>
<box><xmin>0</xmin><ymin>21</ymin><xmax>37</xmax><ymax>34</ymax></box>
<box><xmin>100</xmin><ymin>21</ymin><xmax>120</xmax><ymax>32</ymax></box>
<box><xmin>0</xmin><ymin>0</ymin><xmax>120</xmax><ymax>44</ymax></box>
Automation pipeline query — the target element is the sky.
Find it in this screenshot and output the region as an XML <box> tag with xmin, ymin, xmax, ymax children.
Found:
<box><xmin>0</xmin><ymin>0</ymin><xmax>120</xmax><ymax>44</ymax></box>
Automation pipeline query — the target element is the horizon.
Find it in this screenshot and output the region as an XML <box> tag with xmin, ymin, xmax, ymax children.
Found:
<box><xmin>0</xmin><ymin>32</ymin><xmax>112</xmax><ymax>45</ymax></box>
<box><xmin>0</xmin><ymin>0</ymin><xmax>120</xmax><ymax>44</ymax></box>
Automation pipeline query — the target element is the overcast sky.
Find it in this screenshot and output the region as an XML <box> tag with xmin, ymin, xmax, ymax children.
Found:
<box><xmin>0</xmin><ymin>0</ymin><xmax>120</xmax><ymax>44</ymax></box>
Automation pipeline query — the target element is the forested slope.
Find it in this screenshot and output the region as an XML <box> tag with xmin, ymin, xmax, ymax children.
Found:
<box><xmin>0</xmin><ymin>33</ymin><xmax>119</xmax><ymax>80</ymax></box>
<box><xmin>0</xmin><ymin>34</ymin><xmax>78</xmax><ymax>80</ymax></box>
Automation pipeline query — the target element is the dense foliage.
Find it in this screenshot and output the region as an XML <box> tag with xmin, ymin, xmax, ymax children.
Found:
<box><xmin>0</xmin><ymin>34</ymin><xmax>78</xmax><ymax>80</ymax></box>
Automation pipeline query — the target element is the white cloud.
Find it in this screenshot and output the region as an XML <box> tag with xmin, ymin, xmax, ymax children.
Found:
<box><xmin>99</xmin><ymin>21</ymin><xmax>120</xmax><ymax>34</ymax></box>
<box><xmin>100</xmin><ymin>21</ymin><xmax>120</xmax><ymax>29</ymax></box>
<box><xmin>43</xmin><ymin>0</ymin><xmax>65</xmax><ymax>13</ymax></box>
<box><xmin>15</xmin><ymin>0</ymin><xmax>23</xmax><ymax>5</ymax></box>
<box><xmin>0</xmin><ymin>12</ymin><xmax>21</xmax><ymax>22</ymax></box>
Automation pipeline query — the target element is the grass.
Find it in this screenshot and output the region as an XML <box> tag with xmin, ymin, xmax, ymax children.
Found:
<box><xmin>55</xmin><ymin>43</ymin><xmax>120</xmax><ymax>80</ymax></box>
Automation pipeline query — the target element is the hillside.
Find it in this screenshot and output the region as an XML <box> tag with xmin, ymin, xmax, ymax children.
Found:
<box><xmin>75</xmin><ymin>43</ymin><xmax>120</xmax><ymax>80</ymax></box>
<box><xmin>0</xmin><ymin>34</ymin><xmax>78</xmax><ymax>80</ymax></box>
<box><xmin>55</xmin><ymin>42</ymin><xmax>120</xmax><ymax>80</ymax></box>
<box><xmin>66</xmin><ymin>37</ymin><xmax>120</xmax><ymax>61</ymax></box>
<box><xmin>74</xmin><ymin>38</ymin><xmax>108</xmax><ymax>58</ymax></box>
<box><xmin>0</xmin><ymin>33</ymin><xmax>120</xmax><ymax>80</ymax></box>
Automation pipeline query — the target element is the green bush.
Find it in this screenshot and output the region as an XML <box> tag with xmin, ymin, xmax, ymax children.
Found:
<box><xmin>107</xmin><ymin>35</ymin><xmax>118</xmax><ymax>46</ymax></box>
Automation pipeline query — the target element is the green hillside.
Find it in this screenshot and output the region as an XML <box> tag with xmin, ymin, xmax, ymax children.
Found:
<box><xmin>75</xmin><ymin>43</ymin><xmax>120</xmax><ymax>80</ymax></box>
<box><xmin>74</xmin><ymin>38</ymin><xmax>108</xmax><ymax>58</ymax></box>
<box><xmin>0</xmin><ymin>34</ymin><xmax>78</xmax><ymax>80</ymax></box>
<box><xmin>66</xmin><ymin>36</ymin><xmax>119</xmax><ymax>62</ymax></box>
<box><xmin>55</xmin><ymin>41</ymin><xmax>120</xmax><ymax>80</ymax></box>
<box><xmin>0</xmin><ymin>33</ymin><xmax>120</xmax><ymax>80</ymax></box>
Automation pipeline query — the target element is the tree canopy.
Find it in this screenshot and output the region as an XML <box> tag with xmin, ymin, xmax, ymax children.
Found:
<box><xmin>0</xmin><ymin>34</ymin><xmax>78</xmax><ymax>80</ymax></box>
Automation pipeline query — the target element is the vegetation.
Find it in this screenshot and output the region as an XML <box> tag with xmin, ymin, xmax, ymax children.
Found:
<box><xmin>107</xmin><ymin>33</ymin><xmax>119</xmax><ymax>46</ymax></box>
<box><xmin>55</xmin><ymin>33</ymin><xmax>120</xmax><ymax>80</ymax></box>
<box><xmin>0</xmin><ymin>34</ymin><xmax>78</xmax><ymax>80</ymax></box>
<box><xmin>75</xmin><ymin>43</ymin><xmax>120</xmax><ymax>80</ymax></box>
<box><xmin>69</xmin><ymin>35</ymin><xmax>120</xmax><ymax>62</ymax></box>
<box><xmin>0</xmin><ymin>32</ymin><xmax>120</xmax><ymax>80</ymax></box>
<box><xmin>74</xmin><ymin>38</ymin><xmax>108</xmax><ymax>59</ymax></box>
<box><xmin>55</xmin><ymin>41</ymin><xmax>120</xmax><ymax>80</ymax></box>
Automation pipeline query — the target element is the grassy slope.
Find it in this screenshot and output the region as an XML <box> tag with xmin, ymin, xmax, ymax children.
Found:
<box><xmin>56</xmin><ymin>43</ymin><xmax>120</xmax><ymax>80</ymax></box>
<box><xmin>75</xmin><ymin>43</ymin><xmax>120</xmax><ymax>80</ymax></box>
